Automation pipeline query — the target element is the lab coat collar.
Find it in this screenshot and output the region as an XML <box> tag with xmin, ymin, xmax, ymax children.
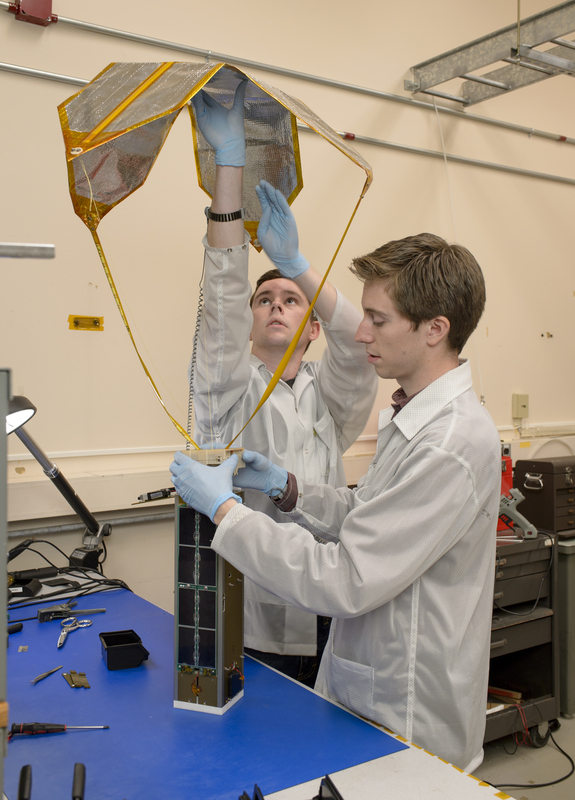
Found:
<box><xmin>251</xmin><ymin>354</ymin><xmax>315</xmax><ymax>397</ymax></box>
<box><xmin>379</xmin><ymin>359</ymin><xmax>472</xmax><ymax>441</ymax></box>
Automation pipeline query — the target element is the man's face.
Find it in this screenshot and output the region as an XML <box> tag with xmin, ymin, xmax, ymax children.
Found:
<box><xmin>250</xmin><ymin>278</ymin><xmax>319</xmax><ymax>355</ymax></box>
<box><xmin>355</xmin><ymin>281</ymin><xmax>430</xmax><ymax>389</ymax></box>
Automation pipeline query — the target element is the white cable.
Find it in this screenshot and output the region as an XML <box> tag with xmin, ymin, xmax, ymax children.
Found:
<box><xmin>433</xmin><ymin>98</ymin><xmax>486</xmax><ymax>404</ymax></box>
<box><xmin>433</xmin><ymin>97</ymin><xmax>458</xmax><ymax>243</ymax></box>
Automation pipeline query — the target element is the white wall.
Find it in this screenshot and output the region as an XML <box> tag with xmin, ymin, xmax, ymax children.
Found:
<box><xmin>2</xmin><ymin>1</ymin><xmax>575</xmax><ymax>609</ymax></box>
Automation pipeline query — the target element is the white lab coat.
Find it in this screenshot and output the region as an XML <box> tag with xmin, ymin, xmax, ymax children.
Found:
<box><xmin>192</xmin><ymin>233</ymin><xmax>377</xmax><ymax>654</ymax></box>
<box><xmin>212</xmin><ymin>361</ymin><xmax>501</xmax><ymax>770</ymax></box>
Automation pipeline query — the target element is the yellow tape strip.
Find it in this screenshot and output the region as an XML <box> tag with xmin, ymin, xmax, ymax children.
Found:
<box><xmin>87</xmin><ymin>218</ymin><xmax>199</xmax><ymax>449</ymax></box>
<box><xmin>82</xmin><ymin>63</ymin><xmax>175</xmax><ymax>146</ymax></box>
<box><xmin>226</xmin><ymin>177</ymin><xmax>370</xmax><ymax>448</ymax></box>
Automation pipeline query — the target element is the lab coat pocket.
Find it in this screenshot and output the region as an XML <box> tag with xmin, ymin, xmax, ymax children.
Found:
<box><xmin>328</xmin><ymin>651</ymin><xmax>375</xmax><ymax>720</ymax></box>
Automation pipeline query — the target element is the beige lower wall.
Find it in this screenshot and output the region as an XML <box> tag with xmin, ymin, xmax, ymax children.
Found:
<box><xmin>8</xmin><ymin>513</ymin><xmax>176</xmax><ymax>613</ymax></box>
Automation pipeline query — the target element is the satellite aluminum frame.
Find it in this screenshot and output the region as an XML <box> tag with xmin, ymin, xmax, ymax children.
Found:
<box><xmin>173</xmin><ymin>450</ymin><xmax>244</xmax><ymax>715</ymax></box>
<box><xmin>405</xmin><ymin>0</ymin><xmax>575</xmax><ymax>106</ymax></box>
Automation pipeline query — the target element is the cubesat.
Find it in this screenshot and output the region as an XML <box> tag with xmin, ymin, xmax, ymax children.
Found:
<box><xmin>174</xmin><ymin>449</ymin><xmax>245</xmax><ymax>714</ymax></box>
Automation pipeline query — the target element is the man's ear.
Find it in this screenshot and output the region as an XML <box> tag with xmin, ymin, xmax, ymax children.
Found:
<box><xmin>308</xmin><ymin>320</ymin><xmax>321</xmax><ymax>342</ymax></box>
<box><xmin>427</xmin><ymin>316</ymin><xmax>450</xmax><ymax>347</ymax></box>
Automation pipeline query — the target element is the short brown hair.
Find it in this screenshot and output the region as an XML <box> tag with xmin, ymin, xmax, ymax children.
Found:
<box><xmin>351</xmin><ymin>233</ymin><xmax>485</xmax><ymax>353</ymax></box>
<box><xmin>250</xmin><ymin>269</ymin><xmax>318</xmax><ymax>323</ymax></box>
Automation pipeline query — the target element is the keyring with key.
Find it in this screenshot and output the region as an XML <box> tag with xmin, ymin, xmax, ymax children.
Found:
<box><xmin>57</xmin><ymin>617</ymin><xmax>92</xmax><ymax>649</ymax></box>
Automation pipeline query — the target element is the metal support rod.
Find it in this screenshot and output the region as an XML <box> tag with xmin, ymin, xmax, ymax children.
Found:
<box><xmin>0</xmin><ymin>60</ymin><xmax>82</xmax><ymax>85</ymax></box>
<box><xmin>461</xmin><ymin>73</ymin><xmax>510</xmax><ymax>90</ymax></box>
<box><xmin>514</xmin><ymin>44</ymin><xmax>575</xmax><ymax>74</ymax></box>
<box><xmin>419</xmin><ymin>88</ymin><xmax>470</xmax><ymax>105</ymax></box>
<box><xmin>550</xmin><ymin>36</ymin><xmax>575</xmax><ymax>49</ymax></box>
<box><xmin>1</xmin><ymin>3</ymin><xmax>575</xmax><ymax>145</ymax></box>
<box><xmin>14</xmin><ymin>427</ymin><xmax>100</xmax><ymax>534</ymax></box>
<box><xmin>0</xmin><ymin>243</ymin><xmax>55</xmax><ymax>258</ymax></box>
<box><xmin>502</xmin><ymin>57</ymin><xmax>555</xmax><ymax>75</ymax></box>
<box><xmin>8</xmin><ymin>511</ymin><xmax>175</xmax><ymax>539</ymax></box>
<box><xmin>331</xmin><ymin>130</ymin><xmax>575</xmax><ymax>187</ymax></box>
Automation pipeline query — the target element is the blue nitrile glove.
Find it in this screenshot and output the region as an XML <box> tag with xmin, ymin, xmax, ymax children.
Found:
<box><xmin>192</xmin><ymin>79</ymin><xmax>247</xmax><ymax>167</ymax></box>
<box><xmin>170</xmin><ymin>451</ymin><xmax>242</xmax><ymax>522</ymax></box>
<box><xmin>256</xmin><ymin>180</ymin><xmax>310</xmax><ymax>278</ymax></box>
<box><xmin>233</xmin><ymin>449</ymin><xmax>288</xmax><ymax>497</ymax></box>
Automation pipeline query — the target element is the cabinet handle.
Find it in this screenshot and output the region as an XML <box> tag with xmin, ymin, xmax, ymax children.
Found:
<box><xmin>493</xmin><ymin>592</ymin><xmax>504</xmax><ymax>600</ymax></box>
<box><xmin>524</xmin><ymin>472</ymin><xmax>543</xmax><ymax>490</ymax></box>
<box><xmin>491</xmin><ymin>639</ymin><xmax>507</xmax><ymax>650</ymax></box>
<box><xmin>495</xmin><ymin>572</ymin><xmax>504</xmax><ymax>580</ymax></box>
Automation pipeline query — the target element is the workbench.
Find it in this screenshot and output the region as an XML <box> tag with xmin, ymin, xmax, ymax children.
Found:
<box><xmin>4</xmin><ymin>589</ymin><xmax>509</xmax><ymax>800</ymax></box>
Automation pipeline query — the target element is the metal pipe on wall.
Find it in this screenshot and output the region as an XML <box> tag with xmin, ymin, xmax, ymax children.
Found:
<box><xmin>1</xmin><ymin>59</ymin><xmax>574</xmax><ymax>186</ymax></box>
<box><xmin>1</xmin><ymin>2</ymin><xmax>574</xmax><ymax>146</ymax></box>
<box><xmin>337</xmin><ymin>130</ymin><xmax>575</xmax><ymax>186</ymax></box>
<box><xmin>8</xmin><ymin>510</ymin><xmax>175</xmax><ymax>539</ymax></box>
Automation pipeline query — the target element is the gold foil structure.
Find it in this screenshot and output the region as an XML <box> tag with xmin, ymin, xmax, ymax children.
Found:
<box><xmin>59</xmin><ymin>61</ymin><xmax>372</xmax><ymax>244</ymax></box>
<box><xmin>58</xmin><ymin>62</ymin><xmax>373</xmax><ymax>445</ymax></box>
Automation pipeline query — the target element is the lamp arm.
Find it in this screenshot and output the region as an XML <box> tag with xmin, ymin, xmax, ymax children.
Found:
<box><xmin>15</xmin><ymin>426</ymin><xmax>100</xmax><ymax>536</ymax></box>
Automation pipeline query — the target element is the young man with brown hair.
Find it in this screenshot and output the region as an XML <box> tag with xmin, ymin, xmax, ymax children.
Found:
<box><xmin>172</xmin><ymin>230</ymin><xmax>501</xmax><ymax>771</ymax></box>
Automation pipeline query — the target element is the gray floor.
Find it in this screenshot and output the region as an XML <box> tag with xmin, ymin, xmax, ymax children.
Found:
<box><xmin>472</xmin><ymin>715</ymin><xmax>575</xmax><ymax>799</ymax></box>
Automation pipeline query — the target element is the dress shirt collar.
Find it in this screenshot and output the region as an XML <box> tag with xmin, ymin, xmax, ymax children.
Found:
<box><xmin>378</xmin><ymin>359</ymin><xmax>472</xmax><ymax>441</ymax></box>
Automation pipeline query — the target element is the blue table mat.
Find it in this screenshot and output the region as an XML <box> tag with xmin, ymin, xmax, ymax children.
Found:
<box><xmin>5</xmin><ymin>589</ymin><xmax>406</xmax><ymax>799</ymax></box>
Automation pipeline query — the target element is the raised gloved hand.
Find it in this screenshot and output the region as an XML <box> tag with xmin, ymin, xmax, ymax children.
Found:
<box><xmin>256</xmin><ymin>180</ymin><xmax>310</xmax><ymax>278</ymax></box>
<box><xmin>170</xmin><ymin>451</ymin><xmax>242</xmax><ymax>522</ymax></box>
<box><xmin>233</xmin><ymin>449</ymin><xmax>288</xmax><ymax>497</ymax></box>
<box><xmin>192</xmin><ymin>80</ymin><xmax>247</xmax><ymax>167</ymax></box>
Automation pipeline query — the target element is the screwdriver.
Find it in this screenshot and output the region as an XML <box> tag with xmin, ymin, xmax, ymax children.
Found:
<box><xmin>9</xmin><ymin>722</ymin><xmax>109</xmax><ymax>739</ymax></box>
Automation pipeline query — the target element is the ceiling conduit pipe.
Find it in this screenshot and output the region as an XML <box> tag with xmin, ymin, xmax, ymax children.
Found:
<box><xmin>1</xmin><ymin>1</ymin><xmax>575</xmax><ymax>147</ymax></box>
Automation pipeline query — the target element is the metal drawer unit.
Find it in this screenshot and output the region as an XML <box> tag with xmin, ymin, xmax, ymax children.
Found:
<box><xmin>485</xmin><ymin>534</ymin><xmax>559</xmax><ymax>743</ymax></box>
<box><xmin>514</xmin><ymin>456</ymin><xmax>575</xmax><ymax>538</ymax></box>
<box><xmin>557</xmin><ymin>539</ymin><xmax>575</xmax><ymax>717</ymax></box>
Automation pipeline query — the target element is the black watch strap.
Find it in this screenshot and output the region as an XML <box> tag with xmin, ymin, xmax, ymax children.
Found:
<box><xmin>204</xmin><ymin>206</ymin><xmax>245</xmax><ymax>222</ymax></box>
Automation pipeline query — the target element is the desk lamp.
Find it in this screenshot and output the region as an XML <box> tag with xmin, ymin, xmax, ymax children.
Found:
<box><xmin>6</xmin><ymin>396</ymin><xmax>111</xmax><ymax>568</ymax></box>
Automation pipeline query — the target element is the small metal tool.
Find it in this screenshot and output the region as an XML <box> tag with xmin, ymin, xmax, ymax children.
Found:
<box><xmin>57</xmin><ymin>618</ymin><xmax>92</xmax><ymax>648</ymax></box>
<box><xmin>30</xmin><ymin>666</ymin><xmax>63</xmax><ymax>685</ymax></box>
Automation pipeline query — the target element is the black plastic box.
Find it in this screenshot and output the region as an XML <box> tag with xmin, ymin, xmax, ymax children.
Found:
<box><xmin>99</xmin><ymin>629</ymin><xmax>149</xmax><ymax>670</ymax></box>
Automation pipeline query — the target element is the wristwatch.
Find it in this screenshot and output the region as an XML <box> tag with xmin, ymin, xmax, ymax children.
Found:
<box><xmin>204</xmin><ymin>206</ymin><xmax>245</xmax><ymax>222</ymax></box>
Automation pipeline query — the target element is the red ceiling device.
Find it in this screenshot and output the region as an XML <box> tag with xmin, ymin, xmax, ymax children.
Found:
<box><xmin>8</xmin><ymin>1</ymin><xmax>57</xmax><ymax>26</ymax></box>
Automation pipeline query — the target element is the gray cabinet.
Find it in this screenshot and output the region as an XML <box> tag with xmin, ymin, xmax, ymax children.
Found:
<box><xmin>557</xmin><ymin>539</ymin><xmax>575</xmax><ymax>717</ymax></box>
<box><xmin>484</xmin><ymin>534</ymin><xmax>560</xmax><ymax>743</ymax></box>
